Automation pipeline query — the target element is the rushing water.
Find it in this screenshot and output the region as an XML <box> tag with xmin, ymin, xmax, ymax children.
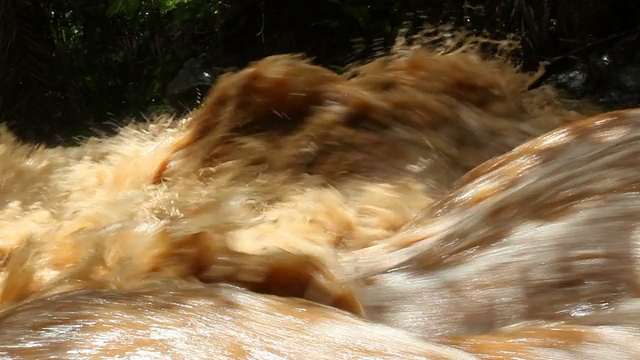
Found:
<box><xmin>1</xmin><ymin>44</ymin><xmax>640</xmax><ymax>358</ymax></box>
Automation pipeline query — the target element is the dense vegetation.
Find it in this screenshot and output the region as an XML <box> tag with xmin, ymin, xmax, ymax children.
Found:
<box><xmin>1</xmin><ymin>0</ymin><xmax>639</xmax><ymax>144</ymax></box>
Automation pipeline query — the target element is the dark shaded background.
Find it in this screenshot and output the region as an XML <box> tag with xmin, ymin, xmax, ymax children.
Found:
<box><xmin>1</xmin><ymin>0</ymin><xmax>639</xmax><ymax>145</ymax></box>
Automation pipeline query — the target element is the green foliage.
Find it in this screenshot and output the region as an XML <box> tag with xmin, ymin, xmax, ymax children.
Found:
<box><xmin>0</xmin><ymin>0</ymin><xmax>70</xmax><ymax>142</ymax></box>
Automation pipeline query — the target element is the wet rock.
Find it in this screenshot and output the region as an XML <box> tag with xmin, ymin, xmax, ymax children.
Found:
<box><xmin>536</xmin><ymin>34</ymin><xmax>640</xmax><ymax>109</ymax></box>
<box><xmin>166</xmin><ymin>56</ymin><xmax>226</xmax><ymax>115</ymax></box>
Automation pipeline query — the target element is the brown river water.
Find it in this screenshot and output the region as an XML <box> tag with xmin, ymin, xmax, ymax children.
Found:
<box><xmin>1</xmin><ymin>42</ymin><xmax>640</xmax><ymax>358</ymax></box>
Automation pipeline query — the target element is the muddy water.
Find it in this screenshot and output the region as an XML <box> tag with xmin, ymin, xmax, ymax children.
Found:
<box><xmin>1</xmin><ymin>47</ymin><xmax>640</xmax><ymax>358</ymax></box>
